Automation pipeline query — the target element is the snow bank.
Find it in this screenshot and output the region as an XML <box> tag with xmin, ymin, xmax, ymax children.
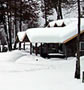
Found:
<box><xmin>0</xmin><ymin>50</ymin><xmax>24</xmax><ymax>62</ymax></box>
<box><xmin>0</xmin><ymin>50</ymin><xmax>84</xmax><ymax>90</ymax></box>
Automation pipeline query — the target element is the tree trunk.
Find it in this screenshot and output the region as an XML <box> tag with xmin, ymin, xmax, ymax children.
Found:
<box><xmin>54</xmin><ymin>0</ymin><xmax>63</xmax><ymax>20</ymax></box>
<box><xmin>8</xmin><ymin>18</ymin><xmax>12</xmax><ymax>51</ymax></box>
<box><xmin>58</xmin><ymin>0</ymin><xmax>63</xmax><ymax>19</ymax></box>
<box><xmin>19</xmin><ymin>1</ymin><xmax>22</xmax><ymax>50</ymax></box>
<box><xmin>14</xmin><ymin>0</ymin><xmax>17</xmax><ymax>50</ymax></box>
<box><xmin>8</xmin><ymin>0</ymin><xmax>12</xmax><ymax>51</ymax></box>
<box><xmin>3</xmin><ymin>9</ymin><xmax>9</xmax><ymax>46</ymax></box>
<box><xmin>44</xmin><ymin>0</ymin><xmax>48</xmax><ymax>27</ymax></box>
<box><xmin>75</xmin><ymin>0</ymin><xmax>80</xmax><ymax>79</ymax></box>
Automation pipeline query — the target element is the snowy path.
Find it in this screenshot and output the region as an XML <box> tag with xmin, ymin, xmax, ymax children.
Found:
<box><xmin>0</xmin><ymin>50</ymin><xmax>84</xmax><ymax>90</ymax></box>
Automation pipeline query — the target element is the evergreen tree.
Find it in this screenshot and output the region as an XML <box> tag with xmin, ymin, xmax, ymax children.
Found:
<box><xmin>22</xmin><ymin>0</ymin><xmax>40</xmax><ymax>28</ymax></box>
<box><xmin>0</xmin><ymin>0</ymin><xmax>40</xmax><ymax>50</ymax></box>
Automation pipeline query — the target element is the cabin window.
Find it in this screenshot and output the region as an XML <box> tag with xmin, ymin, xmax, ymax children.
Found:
<box><xmin>82</xmin><ymin>7</ymin><xmax>84</xmax><ymax>11</ymax></box>
<box><xmin>80</xmin><ymin>42</ymin><xmax>84</xmax><ymax>51</ymax></box>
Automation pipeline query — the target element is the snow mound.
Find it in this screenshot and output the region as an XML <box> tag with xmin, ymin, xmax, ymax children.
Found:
<box><xmin>0</xmin><ymin>50</ymin><xmax>24</xmax><ymax>62</ymax></box>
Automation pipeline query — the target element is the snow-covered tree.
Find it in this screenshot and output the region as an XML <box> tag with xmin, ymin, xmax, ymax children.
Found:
<box><xmin>21</xmin><ymin>0</ymin><xmax>40</xmax><ymax>28</ymax></box>
<box><xmin>51</xmin><ymin>0</ymin><xmax>77</xmax><ymax>19</ymax></box>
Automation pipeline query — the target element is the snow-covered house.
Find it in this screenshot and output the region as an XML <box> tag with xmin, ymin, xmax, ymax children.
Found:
<box><xmin>17</xmin><ymin>18</ymin><xmax>84</xmax><ymax>58</ymax></box>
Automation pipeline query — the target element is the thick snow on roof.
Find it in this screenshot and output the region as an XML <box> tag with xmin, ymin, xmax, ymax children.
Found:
<box><xmin>26</xmin><ymin>18</ymin><xmax>84</xmax><ymax>43</ymax></box>
<box><xmin>18</xmin><ymin>18</ymin><xmax>84</xmax><ymax>43</ymax></box>
<box><xmin>47</xmin><ymin>18</ymin><xmax>77</xmax><ymax>27</ymax></box>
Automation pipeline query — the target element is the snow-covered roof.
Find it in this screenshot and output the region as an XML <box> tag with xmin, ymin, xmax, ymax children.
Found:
<box><xmin>17</xmin><ymin>31</ymin><xmax>26</xmax><ymax>42</ymax></box>
<box><xmin>47</xmin><ymin>18</ymin><xmax>77</xmax><ymax>27</ymax></box>
<box><xmin>17</xmin><ymin>18</ymin><xmax>84</xmax><ymax>43</ymax></box>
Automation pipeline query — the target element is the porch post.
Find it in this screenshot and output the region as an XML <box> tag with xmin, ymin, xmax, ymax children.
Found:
<box><xmin>30</xmin><ymin>43</ymin><xmax>32</xmax><ymax>55</ymax></box>
<box><xmin>40</xmin><ymin>43</ymin><xmax>42</xmax><ymax>56</ymax></box>
<box><xmin>46</xmin><ymin>43</ymin><xmax>49</xmax><ymax>57</ymax></box>
<box><xmin>35</xmin><ymin>43</ymin><xmax>38</xmax><ymax>56</ymax></box>
<box><xmin>23</xmin><ymin>42</ymin><xmax>25</xmax><ymax>50</ymax></box>
<box><xmin>19</xmin><ymin>42</ymin><xmax>21</xmax><ymax>50</ymax></box>
<box><xmin>63</xmin><ymin>43</ymin><xmax>67</xmax><ymax>60</ymax></box>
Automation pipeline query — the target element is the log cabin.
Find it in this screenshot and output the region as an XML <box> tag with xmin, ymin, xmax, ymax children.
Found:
<box><xmin>17</xmin><ymin>18</ymin><xmax>84</xmax><ymax>58</ymax></box>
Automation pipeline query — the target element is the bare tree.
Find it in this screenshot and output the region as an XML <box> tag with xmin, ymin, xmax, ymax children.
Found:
<box><xmin>51</xmin><ymin>0</ymin><xmax>63</xmax><ymax>19</ymax></box>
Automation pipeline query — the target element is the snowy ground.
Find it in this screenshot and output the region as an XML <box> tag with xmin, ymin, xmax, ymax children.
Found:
<box><xmin>0</xmin><ymin>50</ymin><xmax>84</xmax><ymax>90</ymax></box>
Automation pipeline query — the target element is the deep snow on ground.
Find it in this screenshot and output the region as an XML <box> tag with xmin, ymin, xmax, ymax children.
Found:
<box><xmin>0</xmin><ymin>50</ymin><xmax>84</xmax><ymax>90</ymax></box>
<box><xmin>0</xmin><ymin>1</ymin><xmax>83</xmax><ymax>90</ymax></box>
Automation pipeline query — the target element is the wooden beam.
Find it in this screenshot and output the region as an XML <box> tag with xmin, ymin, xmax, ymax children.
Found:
<box><xmin>64</xmin><ymin>30</ymin><xmax>84</xmax><ymax>43</ymax></box>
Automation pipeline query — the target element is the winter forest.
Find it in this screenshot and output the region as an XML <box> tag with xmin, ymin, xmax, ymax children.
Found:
<box><xmin>0</xmin><ymin>0</ymin><xmax>79</xmax><ymax>51</ymax></box>
<box><xmin>0</xmin><ymin>0</ymin><xmax>84</xmax><ymax>90</ymax></box>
